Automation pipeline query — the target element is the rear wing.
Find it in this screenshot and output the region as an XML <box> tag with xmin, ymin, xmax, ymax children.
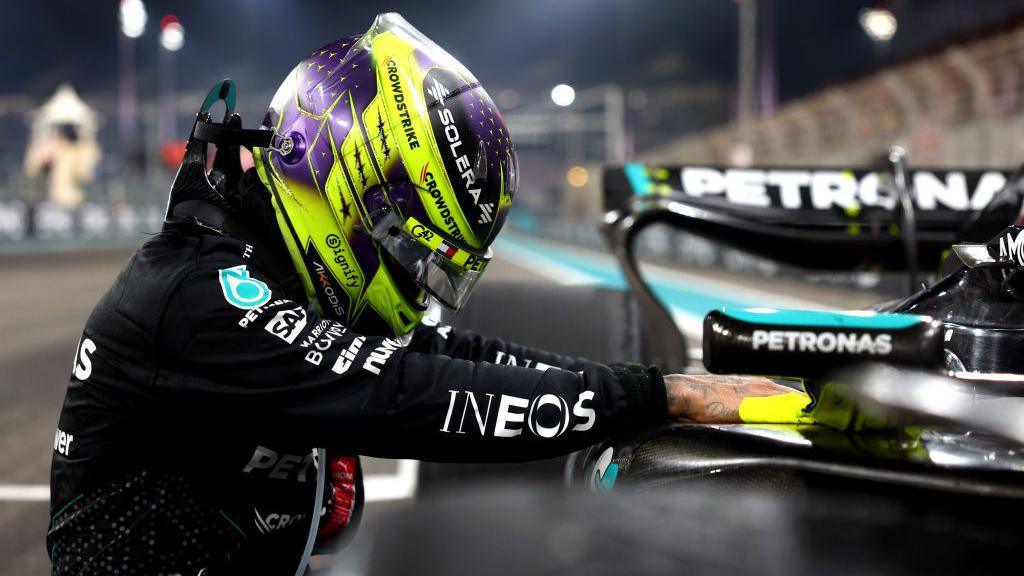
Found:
<box><xmin>600</xmin><ymin>152</ymin><xmax>1019</xmax><ymax>371</ymax></box>
<box><xmin>603</xmin><ymin>162</ymin><xmax>1016</xmax><ymax>270</ymax></box>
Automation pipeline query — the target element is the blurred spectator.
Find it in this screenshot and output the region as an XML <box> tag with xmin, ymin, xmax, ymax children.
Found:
<box><xmin>23</xmin><ymin>84</ymin><xmax>101</xmax><ymax>208</ymax></box>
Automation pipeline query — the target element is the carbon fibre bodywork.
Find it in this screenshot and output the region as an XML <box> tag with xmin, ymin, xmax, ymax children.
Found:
<box><xmin>568</xmin><ymin>424</ymin><xmax>1024</xmax><ymax>496</ymax></box>
<box><xmin>572</xmin><ymin>154</ymin><xmax>1024</xmax><ymax>505</ymax></box>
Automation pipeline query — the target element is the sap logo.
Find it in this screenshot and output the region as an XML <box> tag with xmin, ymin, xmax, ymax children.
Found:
<box><xmin>330</xmin><ymin>336</ymin><xmax>366</xmax><ymax>375</ymax></box>
<box><xmin>494</xmin><ymin>350</ymin><xmax>553</xmax><ymax>372</ymax></box>
<box><xmin>679</xmin><ymin>167</ymin><xmax>1006</xmax><ymax>211</ymax></box>
<box><xmin>53</xmin><ymin>428</ymin><xmax>75</xmax><ymax>457</ymax></box>
<box><xmin>72</xmin><ymin>337</ymin><xmax>96</xmax><ymax>381</ymax></box>
<box><xmin>751</xmin><ymin>330</ymin><xmax>892</xmax><ymax>355</ymax></box>
<box><xmin>363</xmin><ymin>337</ymin><xmax>406</xmax><ymax>375</ymax></box>
<box><xmin>253</xmin><ymin>508</ymin><xmax>307</xmax><ymax>534</ymax></box>
<box><xmin>440</xmin><ymin>390</ymin><xmax>596</xmax><ymax>438</ymax></box>
<box><xmin>590</xmin><ymin>447</ymin><xmax>619</xmax><ymax>492</ymax></box>
<box><xmin>998</xmin><ymin>230</ymin><xmax>1024</xmax><ymax>267</ymax></box>
<box><xmin>243</xmin><ymin>446</ymin><xmax>318</xmax><ymax>482</ymax></box>
<box><xmin>219</xmin><ymin>265</ymin><xmax>272</xmax><ymax>310</ymax></box>
<box><xmin>265</xmin><ymin>307</ymin><xmax>308</xmax><ymax>344</ymax></box>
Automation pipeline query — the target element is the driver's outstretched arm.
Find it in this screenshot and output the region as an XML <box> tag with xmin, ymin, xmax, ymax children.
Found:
<box><xmin>155</xmin><ymin>265</ymin><xmax>667</xmax><ymax>462</ymax></box>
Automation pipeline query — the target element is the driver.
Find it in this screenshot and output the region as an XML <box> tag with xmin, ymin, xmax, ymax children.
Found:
<box><xmin>48</xmin><ymin>13</ymin><xmax>796</xmax><ymax>575</ymax></box>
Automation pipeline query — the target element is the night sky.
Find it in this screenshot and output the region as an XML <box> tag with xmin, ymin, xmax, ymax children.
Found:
<box><xmin>5</xmin><ymin>0</ymin><xmax>1024</xmax><ymax>140</ymax></box>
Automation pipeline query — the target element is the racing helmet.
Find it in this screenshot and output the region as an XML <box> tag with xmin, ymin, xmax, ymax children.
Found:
<box><xmin>253</xmin><ymin>13</ymin><xmax>517</xmax><ymax>336</ymax></box>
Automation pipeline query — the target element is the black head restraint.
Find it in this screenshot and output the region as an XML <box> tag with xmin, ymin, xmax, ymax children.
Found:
<box><xmin>164</xmin><ymin>80</ymin><xmax>303</xmax><ymax>298</ymax></box>
<box><xmin>164</xmin><ymin>79</ymin><xmax>292</xmax><ymax>221</ymax></box>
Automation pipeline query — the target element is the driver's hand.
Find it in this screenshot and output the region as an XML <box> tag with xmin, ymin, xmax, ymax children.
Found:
<box><xmin>664</xmin><ymin>373</ymin><xmax>812</xmax><ymax>424</ymax></box>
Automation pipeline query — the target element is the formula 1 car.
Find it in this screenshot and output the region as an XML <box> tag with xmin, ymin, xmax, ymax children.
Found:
<box><xmin>363</xmin><ymin>150</ymin><xmax>1024</xmax><ymax>576</ymax></box>
<box><xmin>424</xmin><ymin>149</ymin><xmax>1024</xmax><ymax>495</ymax></box>
<box><xmin>561</xmin><ymin>147</ymin><xmax>1024</xmax><ymax>561</ymax></box>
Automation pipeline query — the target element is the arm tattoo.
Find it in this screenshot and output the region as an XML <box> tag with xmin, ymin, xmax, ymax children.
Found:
<box><xmin>705</xmin><ymin>401</ymin><xmax>738</xmax><ymax>421</ymax></box>
<box><xmin>667</xmin><ymin>374</ymin><xmax>758</xmax><ymax>422</ymax></box>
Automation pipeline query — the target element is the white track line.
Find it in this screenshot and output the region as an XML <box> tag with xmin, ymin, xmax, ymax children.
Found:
<box><xmin>0</xmin><ymin>485</ymin><xmax>49</xmax><ymax>501</ymax></box>
<box><xmin>362</xmin><ymin>459</ymin><xmax>418</xmax><ymax>502</ymax></box>
<box><xmin>0</xmin><ymin>461</ymin><xmax>420</xmax><ymax>503</ymax></box>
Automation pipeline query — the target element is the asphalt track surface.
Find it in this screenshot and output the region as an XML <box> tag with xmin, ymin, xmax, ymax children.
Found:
<box><xmin>0</xmin><ymin>238</ymin><xmax>878</xmax><ymax>575</ymax></box>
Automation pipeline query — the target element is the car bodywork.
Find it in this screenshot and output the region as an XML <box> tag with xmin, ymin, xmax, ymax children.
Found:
<box><xmin>570</xmin><ymin>150</ymin><xmax>1024</xmax><ymax>512</ymax></box>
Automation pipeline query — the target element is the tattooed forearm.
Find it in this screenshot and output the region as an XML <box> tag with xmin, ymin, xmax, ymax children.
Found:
<box><xmin>670</xmin><ymin>374</ymin><xmax>755</xmax><ymax>396</ymax></box>
<box><xmin>664</xmin><ymin>374</ymin><xmax>794</xmax><ymax>423</ymax></box>
<box><xmin>704</xmin><ymin>401</ymin><xmax>738</xmax><ymax>421</ymax></box>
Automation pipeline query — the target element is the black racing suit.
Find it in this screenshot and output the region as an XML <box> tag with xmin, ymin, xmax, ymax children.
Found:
<box><xmin>48</xmin><ymin>193</ymin><xmax>667</xmax><ymax>575</ymax></box>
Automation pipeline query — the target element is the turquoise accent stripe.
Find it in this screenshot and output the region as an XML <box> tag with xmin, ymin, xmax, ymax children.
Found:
<box><xmin>598</xmin><ymin>463</ymin><xmax>619</xmax><ymax>491</ymax></box>
<box><xmin>219</xmin><ymin>510</ymin><xmax>247</xmax><ymax>538</ymax></box>
<box><xmin>623</xmin><ymin>163</ymin><xmax>653</xmax><ymax>196</ymax></box>
<box><xmin>723</xmin><ymin>308</ymin><xmax>924</xmax><ymax>329</ymax></box>
<box><xmin>495</xmin><ymin>235</ymin><xmax>755</xmax><ymax>321</ymax></box>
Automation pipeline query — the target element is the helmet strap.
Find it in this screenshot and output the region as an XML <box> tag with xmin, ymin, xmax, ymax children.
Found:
<box><xmin>165</xmin><ymin>79</ymin><xmax>285</xmax><ymax>219</ymax></box>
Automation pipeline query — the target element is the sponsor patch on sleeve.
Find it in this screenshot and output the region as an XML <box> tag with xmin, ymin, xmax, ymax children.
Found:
<box><xmin>219</xmin><ymin>265</ymin><xmax>272</xmax><ymax>310</ymax></box>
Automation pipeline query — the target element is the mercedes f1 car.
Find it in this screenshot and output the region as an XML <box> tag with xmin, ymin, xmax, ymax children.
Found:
<box><xmin>375</xmin><ymin>149</ymin><xmax>1024</xmax><ymax>576</ymax></box>
<box><xmin>559</xmin><ymin>147</ymin><xmax>1024</xmax><ymax>561</ymax></box>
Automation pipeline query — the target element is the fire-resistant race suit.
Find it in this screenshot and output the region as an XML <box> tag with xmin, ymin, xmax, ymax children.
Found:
<box><xmin>47</xmin><ymin>175</ymin><xmax>668</xmax><ymax>575</ymax></box>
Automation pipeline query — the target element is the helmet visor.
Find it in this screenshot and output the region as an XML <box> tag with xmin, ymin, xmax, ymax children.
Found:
<box><xmin>370</xmin><ymin>210</ymin><xmax>491</xmax><ymax>310</ymax></box>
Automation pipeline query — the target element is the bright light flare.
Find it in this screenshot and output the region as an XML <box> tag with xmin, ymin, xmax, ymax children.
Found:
<box><xmin>160</xmin><ymin>16</ymin><xmax>184</xmax><ymax>51</ymax></box>
<box><xmin>566</xmin><ymin>166</ymin><xmax>590</xmax><ymax>187</ymax></box>
<box><xmin>550</xmin><ymin>84</ymin><xmax>576</xmax><ymax>107</ymax></box>
<box><xmin>859</xmin><ymin>7</ymin><xmax>897</xmax><ymax>42</ymax></box>
<box><xmin>120</xmin><ymin>0</ymin><xmax>147</xmax><ymax>39</ymax></box>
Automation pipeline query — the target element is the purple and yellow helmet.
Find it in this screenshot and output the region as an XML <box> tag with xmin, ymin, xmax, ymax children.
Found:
<box><xmin>253</xmin><ymin>13</ymin><xmax>517</xmax><ymax>336</ymax></box>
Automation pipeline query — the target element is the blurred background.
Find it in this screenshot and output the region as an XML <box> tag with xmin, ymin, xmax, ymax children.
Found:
<box><xmin>6</xmin><ymin>0</ymin><xmax>1024</xmax><ymax>573</ymax></box>
<box><xmin>7</xmin><ymin>0</ymin><xmax>1024</xmax><ymax>247</ymax></box>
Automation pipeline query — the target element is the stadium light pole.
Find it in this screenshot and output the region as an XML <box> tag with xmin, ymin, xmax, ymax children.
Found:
<box><xmin>735</xmin><ymin>0</ymin><xmax>757</xmax><ymax>123</ymax></box>
<box><xmin>118</xmin><ymin>0</ymin><xmax>146</xmax><ymax>174</ymax></box>
<box><xmin>158</xmin><ymin>16</ymin><xmax>184</xmax><ymax>152</ymax></box>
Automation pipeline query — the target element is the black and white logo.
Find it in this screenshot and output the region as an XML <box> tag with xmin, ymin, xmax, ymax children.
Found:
<box><xmin>253</xmin><ymin>508</ymin><xmax>307</xmax><ymax>534</ymax></box>
<box><xmin>477</xmin><ymin>202</ymin><xmax>495</xmax><ymax>224</ymax></box>
<box><xmin>751</xmin><ymin>330</ymin><xmax>892</xmax><ymax>355</ymax></box>
<box><xmin>363</xmin><ymin>336</ymin><xmax>408</xmax><ymax>375</ymax></box>
<box><xmin>440</xmin><ymin>390</ymin><xmax>596</xmax><ymax>438</ymax></box>
<box><xmin>264</xmin><ymin>307</ymin><xmax>307</xmax><ymax>344</ymax></box>
<box><xmin>493</xmin><ymin>350</ymin><xmax>553</xmax><ymax>371</ymax></box>
<box><xmin>331</xmin><ymin>336</ymin><xmax>366</xmax><ymax>375</ymax></box>
<box><xmin>677</xmin><ymin>166</ymin><xmax>1007</xmax><ymax>211</ymax></box>
<box><xmin>72</xmin><ymin>337</ymin><xmax>96</xmax><ymax>381</ymax></box>
<box><xmin>53</xmin><ymin>428</ymin><xmax>75</xmax><ymax>456</ymax></box>
<box><xmin>998</xmin><ymin>229</ymin><xmax>1024</xmax><ymax>267</ymax></box>
<box><xmin>242</xmin><ymin>446</ymin><xmax>318</xmax><ymax>483</ymax></box>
